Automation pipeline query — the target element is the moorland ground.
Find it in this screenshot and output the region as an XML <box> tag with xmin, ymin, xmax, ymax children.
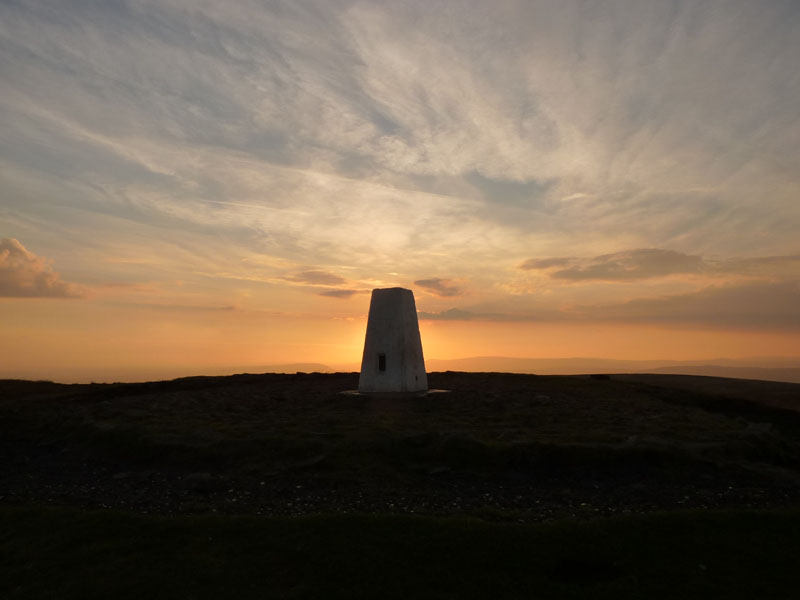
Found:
<box><xmin>2</xmin><ymin>372</ymin><xmax>799</xmax><ymax>598</ymax></box>
<box><xmin>3</xmin><ymin>372</ymin><xmax>799</xmax><ymax>519</ymax></box>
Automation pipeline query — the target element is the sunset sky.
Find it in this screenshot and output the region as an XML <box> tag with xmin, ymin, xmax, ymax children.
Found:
<box><xmin>1</xmin><ymin>0</ymin><xmax>799</xmax><ymax>381</ymax></box>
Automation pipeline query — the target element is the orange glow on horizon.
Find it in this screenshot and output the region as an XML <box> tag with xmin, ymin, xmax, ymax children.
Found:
<box><xmin>1</xmin><ymin>298</ymin><xmax>798</xmax><ymax>383</ymax></box>
<box><xmin>419</xmin><ymin>320</ymin><xmax>800</xmax><ymax>362</ymax></box>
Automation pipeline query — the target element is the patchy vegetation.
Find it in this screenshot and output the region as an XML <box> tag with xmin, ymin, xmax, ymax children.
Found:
<box><xmin>1</xmin><ymin>372</ymin><xmax>799</xmax><ymax>596</ymax></box>
<box><xmin>2</xmin><ymin>372</ymin><xmax>799</xmax><ymax>518</ymax></box>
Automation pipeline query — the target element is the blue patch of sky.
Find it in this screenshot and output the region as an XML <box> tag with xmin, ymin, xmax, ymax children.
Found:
<box><xmin>464</xmin><ymin>171</ymin><xmax>551</xmax><ymax>209</ymax></box>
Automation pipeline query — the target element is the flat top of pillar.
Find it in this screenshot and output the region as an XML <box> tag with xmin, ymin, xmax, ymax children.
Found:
<box><xmin>371</xmin><ymin>286</ymin><xmax>413</xmax><ymax>296</ymax></box>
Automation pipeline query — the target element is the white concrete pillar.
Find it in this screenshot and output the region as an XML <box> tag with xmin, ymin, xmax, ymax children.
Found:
<box><xmin>358</xmin><ymin>287</ymin><xmax>428</xmax><ymax>393</ymax></box>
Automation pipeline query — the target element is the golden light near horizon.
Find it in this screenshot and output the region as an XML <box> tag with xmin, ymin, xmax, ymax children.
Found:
<box><xmin>1</xmin><ymin>1</ymin><xmax>799</xmax><ymax>382</ymax></box>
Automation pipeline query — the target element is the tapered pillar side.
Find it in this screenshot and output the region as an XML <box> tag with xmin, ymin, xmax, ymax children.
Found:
<box><xmin>358</xmin><ymin>287</ymin><xmax>427</xmax><ymax>393</ymax></box>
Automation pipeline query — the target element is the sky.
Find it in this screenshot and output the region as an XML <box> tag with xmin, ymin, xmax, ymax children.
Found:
<box><xmin>1</xmin><ymin>0</ymin><xmax>799</xmax><ymax>381</ymax></box>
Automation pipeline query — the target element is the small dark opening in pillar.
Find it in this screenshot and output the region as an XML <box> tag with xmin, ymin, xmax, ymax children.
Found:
<box><xmin>378</xmin><ymin>353</ymin><xmax>386</xmax><ymax>372</ymax></box>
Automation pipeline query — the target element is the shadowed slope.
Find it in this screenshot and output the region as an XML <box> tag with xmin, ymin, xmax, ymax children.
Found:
<box><xmin>2</xmin><ymin>372</ymin><xmax>798</xmax><ymax>518</ymax></box>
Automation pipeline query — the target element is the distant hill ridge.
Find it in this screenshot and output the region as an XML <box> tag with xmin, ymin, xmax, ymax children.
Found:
<box><xmin>3</xmin><ymin>357</ymin><xmax>799</xmax><ymax>385</ymax></box>
<box><xmin>647</xmin><ymin>365</ymin><xmax>800</xmax><ymax>384</ymax></box>
<box><xmin>422</xmin><ymin>357</ymin><xmax>800</xmax><ymax>384</ymax></box>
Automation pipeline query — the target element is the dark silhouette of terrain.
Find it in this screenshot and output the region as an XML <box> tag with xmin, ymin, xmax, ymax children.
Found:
<box><xmin>3</xmin><ymin>372</ymin><xmax>800</xmax><ymax>599</ymax></box>
<box><xmin>424</xmin><ymin>357</ymin><xmax>800</xmax><ymax>383</ymax></box>
<box><xmin>2</xmin><ymin>371</ymin><xmax>799</xmax><ymax>519</ymax></box>
<box><xmin>7</xmin><ymin>356</ymin><xmax>798</xmax><ymax>384</ymax></box>
<box><xmin>646</xmin><ymin>364</ymin><xmax>800</xmax><ymax>383</ymax></box>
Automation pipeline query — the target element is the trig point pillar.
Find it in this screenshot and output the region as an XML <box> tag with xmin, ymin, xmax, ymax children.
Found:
<box><xmin>358</xmin><ymin>287</ymin><xmax>428</xmax><ymax>393</ymax></box>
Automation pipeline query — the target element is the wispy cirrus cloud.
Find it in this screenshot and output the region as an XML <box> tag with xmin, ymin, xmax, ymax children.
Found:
<box><xmin>1</xmin><ymin>0</ymin><xmax>799</xmax><ymax>361</ymax></box>
<box><xmin>285</xmin><ymin>271</ymin><xmax>347</xmax><ymax>286</ymax></box>
<box><xmin>2</xmin><ymin>0</ymin><xmax>798</xmax><ymax>272</ymax></box>
<box><xmin>717</xmin><ymin>254</ymin><xmax>800</xmax><ymax>277</ymax></box>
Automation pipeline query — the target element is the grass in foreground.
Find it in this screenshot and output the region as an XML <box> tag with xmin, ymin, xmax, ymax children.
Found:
<box><xmin>2</xmin><ymin>507</ymin><xmax>799</xmax><ymax>599</ymax></box>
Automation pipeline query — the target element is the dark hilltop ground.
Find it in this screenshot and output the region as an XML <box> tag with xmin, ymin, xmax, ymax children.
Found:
<box><xmin>2</xmin><ymin>372</ymin><xmax>800</xmax><ymax>598</ymax></box>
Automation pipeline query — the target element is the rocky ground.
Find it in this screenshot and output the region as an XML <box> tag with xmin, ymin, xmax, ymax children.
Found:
<box><xmin>2</xmin><ymin>372</ymin><xmax>799</xmax><ymax>521</ymax></box>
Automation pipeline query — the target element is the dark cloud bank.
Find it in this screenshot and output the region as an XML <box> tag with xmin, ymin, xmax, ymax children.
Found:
<box><xmin>520</xmin><ymin>248</ymin><xmax>800</xmax><ymax>281</ymax></box>
<box><xmin>414</xmin><ymin>278</ymin><xmax>462</xmax><ymax>297</ymax></box>
<box><xmin>590</xmin><ymin>281</ymin><xmax>800</xmax><ymax>329</ymax></box>
<box><xmin>420</xmin><ymin>281</ymin><xmax>800</xmax><ymax>330</ymax></box>
<box><xmin>318</xmin><ymin>289</ymin><xmax>360</xmax><ymax>299</ymax></box>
